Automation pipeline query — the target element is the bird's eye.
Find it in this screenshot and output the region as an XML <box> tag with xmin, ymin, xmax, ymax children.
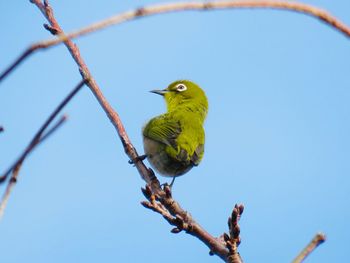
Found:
<box><xmin>176</xmin><ymin>84</ymin><xmax>187</xmax><ymax>92</ymax></box>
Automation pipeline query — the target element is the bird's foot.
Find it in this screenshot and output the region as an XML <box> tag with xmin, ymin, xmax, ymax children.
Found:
<box><xmin>128</xmin><ymin>154</ymin><xmax>147</xmax><ymax>165</ymax></box>
<box><xmin>160</xmin><ymin>177</ymin><xmax>176</xmax><ymax>189</ymax></box>
<box><xmin>169</xmin><ymin>177</ymin><xmax>176</xmax><ymax>188</ymax></box>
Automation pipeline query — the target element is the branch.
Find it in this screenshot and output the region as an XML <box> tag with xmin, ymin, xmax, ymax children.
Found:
<box><xmin>1</xmin><ymin>0</ymin><xmax>349</xmax><ymax>82</ymax></box>
<box><xmin>0</xmin><ymin>115</ymin><xmax>67</xmax><ymax>219</ymax></box>
<box><xmin>141</xmin><ymin>185</ymin><xmax>241</xmax><ymax>261</ymax></box>
<box><xmin>2</xmin><ymin>1</ymin><xmax>323</xmax><ymax>261</ymax></box>
<box><xmin>30</xmin><ymin>0</ymin><xmax>161</xmax><ymax>194</ymax></box>
<box><xmin>0</xmin><ymin>79</ymin><xmax>85</xmax><ymax>184</ymax></box>
<box><xmin>30</xmin><ymin>1</ymin><xmax>233</xmax><ymax>256</ymax></box>
<box><xmin>292</xmin><ymin>233</ymin><xmax>326</xmax><ymax>263</ymax></box>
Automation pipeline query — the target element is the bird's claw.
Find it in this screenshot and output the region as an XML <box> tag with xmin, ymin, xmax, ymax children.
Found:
<box><xmin>160</xmin><ymin>177</ymin><xmax>176</xmax><ymax>189</ymax></box>
<box><xmin>128</xmin><ymin>154</ymin><xmax>147</xmax><ymax>165</ymax></box>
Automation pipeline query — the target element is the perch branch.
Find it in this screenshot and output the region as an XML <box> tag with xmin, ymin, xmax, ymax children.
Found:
<box><xmin>0</xmin><ymin>79</ymin><xmax>85</xmax><ymax>184</ymax></box>
<box><xmin>292</xmin><ymin>233</ymin><xmax>326</xmax><ymax>263</ymax></box>
<box><xmin>30</xmin><ymin>0</ymin><xmax>161</xmax><ymax>193</ymax></box>
<box><xmin>142</xmin><ymin>185</ymin><xmax>242</xmax><ymax>261</ymax></box>
<box><xmin>1</xmin><ymin>0</ymin><xmax>350</xmax><ymax>82</ymax></box>
<box><xmin>32</xmin><ymin>0</ymin><xmax>238</xmax><ymax>259</ymax></box>
<box><xmin>0</xmin><ymin>115</ymin><xmax>67</xmax><ymax>219</ymax></box>
<box><xmin>3</xmin><ymin>1</ymin><xmax>325</xmax><ymax>261</ymax></box>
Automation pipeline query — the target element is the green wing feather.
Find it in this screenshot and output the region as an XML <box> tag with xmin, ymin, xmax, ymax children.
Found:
<box><xmin>143</xmin><ymin>115</ymin><xmax>181</xmax><ymax>149</ymax></box>
<box><xmin>191</xmin><ymin>144</ymin><xmax>204</xmax><ymax>165</ymax></box>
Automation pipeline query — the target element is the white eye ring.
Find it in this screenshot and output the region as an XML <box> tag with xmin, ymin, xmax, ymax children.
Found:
<box><xmin>176</xmin><ymin>83</ymin><xmax>187</xmax><ymax>92</ymax></box>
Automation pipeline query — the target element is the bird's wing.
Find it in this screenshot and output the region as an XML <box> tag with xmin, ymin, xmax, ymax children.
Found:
<box><xmin>143</xmin><ymin>116</ymin><xmax>181</xmax><ymax>149</ymax></box>
<box><xmin>191</xmin><ymin>144</ymin><xmax>204</xmax><ymax>166</ymax></box>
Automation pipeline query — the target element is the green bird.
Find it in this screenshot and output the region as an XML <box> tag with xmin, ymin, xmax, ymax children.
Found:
<box><xmin>143</xmin><ymin>80</ymin><xmax>208</xmax><ymax>184</ymax></box>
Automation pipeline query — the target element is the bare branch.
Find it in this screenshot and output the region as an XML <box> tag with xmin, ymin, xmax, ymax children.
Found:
<box><xmin>54</xmin><ymin>0</ymin><xmax>350</xmax><ymax>42</ymax></box>
<box><xmin>30</xmin><ymin>0</ymin><xmax>161</xmax><ymax>194</ymax></box>
<box><xmin>0</xmin><ymin>115</ymin><xmax>67</xmax><ymax>219</ymax></box>
<box><xmin>2</xmin><ymin>1</ymin><xmax>325</xmax><ymax>261</ymax></box>
<box><xmin>141</xmin><ymin>184</ymin><xmax>231</xmax><ymax>261</ymax></box>
<box><xmin>1</xmin><ymin>1</ymin><xmax>349</xmax><ymax>83</ymax></box>
<box><xmin>39</xmin><ymin>114</ymin><xmax>68</xmax><ymax>143</ymax></box>
<box><xmin>292</xmin><ymin>233</ymin><xmax>326</xmax><ymax>263</ymax></box>
<box><xmin>142</xmin><ymin>185</ymin><xmax>246</xmax><ymax>262</ymax></box>
<box><xmin>0</xmin><ymin>80</ymin><xmax>85</xmax><ymax>184</ymax></box>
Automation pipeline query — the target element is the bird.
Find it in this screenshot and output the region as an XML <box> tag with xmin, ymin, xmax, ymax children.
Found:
<box><xmin>142</xmin><ymin>80</ymin><xmax>208</xmax><ymax>185</ymax></box>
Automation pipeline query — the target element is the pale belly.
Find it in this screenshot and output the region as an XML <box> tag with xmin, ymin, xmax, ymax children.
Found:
<box><xmin>143</xmin><ymin>137</ymin><xmax>193</xmax><ymax>177</ymax></box>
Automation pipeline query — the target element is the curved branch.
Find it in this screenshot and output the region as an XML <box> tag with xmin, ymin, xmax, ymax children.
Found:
<box><xmin>1</xmin><ymin>0</ymin><xmax>349</xmax><ymax>83</ymax></box>
<box><xmin>51</xmin><ymin>0</ymin><xmax>350</xmax><ymax>42</ymax></box>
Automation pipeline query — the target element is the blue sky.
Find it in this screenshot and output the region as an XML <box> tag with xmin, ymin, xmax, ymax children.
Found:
<box><xmin>1</xmin><ymin>1</ymin><xmax>349</xmax><ymax>262</ymax></box>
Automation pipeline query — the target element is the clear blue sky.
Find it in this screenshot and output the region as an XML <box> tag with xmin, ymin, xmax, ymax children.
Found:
<box><xmin>1</xmin><ymin>1</ymin><xmax>349</xmax><ymax>262</ymax></box>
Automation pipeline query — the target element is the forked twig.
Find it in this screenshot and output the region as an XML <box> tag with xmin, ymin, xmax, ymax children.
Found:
<box><xmin>0</xmin><ymin>115</ymin><xmax>67</xmax><ymax>218</ymax></box>
<box><xmin>141</xmin><ymin>184</ymin><xmax>237</xmax><ymax>261</ymax></box>
<box><xmin>0</xmin><ymin>79</ymin><xmax>85</xmax><ymax>218</ymax></box>
<box><xmin>0</xmin><ymin>79</ymin><xmax>85</xmax><ymax>184</ymax></box>
<box><xmin>1</xmin><ymin>0</ymin><xmax>349</xmax><ymax>82</ymax></box>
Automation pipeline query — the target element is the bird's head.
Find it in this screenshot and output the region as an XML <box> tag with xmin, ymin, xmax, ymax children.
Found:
<box><xmin>151</xmin><ymin>80</ymin><xmax>208</xmax><ymax>118</ymax></box>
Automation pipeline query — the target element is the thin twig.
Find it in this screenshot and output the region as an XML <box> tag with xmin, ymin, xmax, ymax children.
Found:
<box><xmin>1</xmin><ymin>1</ymin><xmax>349</xmax><ymax>83</ymax></box>
<box><xmin>0</xmin><ymin>46</ymin><xmax>40</xmax><ymax>83</ymax></box>
<box><xmin>0</xmin><ymin>80</ymin><xmax>85</xmax><ymax>184</ymax></box>
<box><xmin>0</xmin><ymin>115</ymin><xmax>67</xmax><ymax>219</ymax></box>
<box><xmin>0</xmin><ymin>162</ymin><xmax>23</xmax><ymax>219</ymax></box>
<box><xmin>39</xmin><ymin>114</ymin><xmax>68</xmax><ymax>143</ymax></box>
<box><xmin>292</xmin><ymin>233</ymin><xmax>326</xmax><ymax>263</ymax></box>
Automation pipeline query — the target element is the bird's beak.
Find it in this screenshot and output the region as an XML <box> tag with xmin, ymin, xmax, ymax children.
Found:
<box><xmin>150</xmin><ymin>89</ymin><xmax>168</xmax><ymax>96</ymax></box>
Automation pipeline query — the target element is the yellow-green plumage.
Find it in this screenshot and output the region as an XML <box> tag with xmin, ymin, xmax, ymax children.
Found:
<box><xmin>143</xmin><ymin>80</ymin><xmax>208</xmax><ymax>177</ymax></box>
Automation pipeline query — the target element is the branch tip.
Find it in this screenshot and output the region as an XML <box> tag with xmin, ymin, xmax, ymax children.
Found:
<box><xmin>292</xmin><ymin>232</ymin><xmax>326</xmax><ymax>263</ymax></box>
<box><xmin>140</xmin><ymin>201</ymin><xmax>151</xmax><ymax>209</ymax></box>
